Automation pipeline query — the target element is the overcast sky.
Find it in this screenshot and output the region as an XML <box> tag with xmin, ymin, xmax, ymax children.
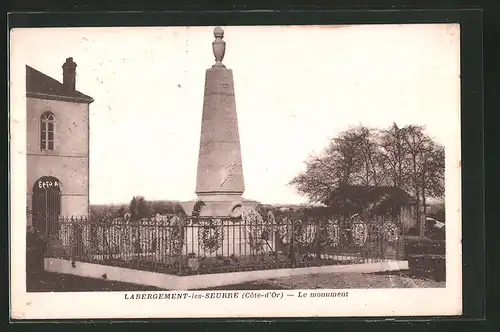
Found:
<box><xmin>13</xmin><ymin>24</ymin><xmax>460</xmax><ymax>205</ymax></box>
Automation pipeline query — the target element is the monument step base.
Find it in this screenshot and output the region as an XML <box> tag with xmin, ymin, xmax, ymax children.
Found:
<box><xmin>180</xmin><ymin>198</ymin><xmax>260</xmax><ymax>217</ymax></box>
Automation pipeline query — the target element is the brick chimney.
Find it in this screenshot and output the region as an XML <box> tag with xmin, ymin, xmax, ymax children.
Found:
<box><xmin>62</xmin><ymin>57</ymin><xmax>77</xmax><ymax>91</ymax></box>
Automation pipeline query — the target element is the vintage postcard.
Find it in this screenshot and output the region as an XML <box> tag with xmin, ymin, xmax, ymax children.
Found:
<box><xmin>10</xmin><ymin>24</ymin><xmax>462</xmax><ymax>319</ymax></box>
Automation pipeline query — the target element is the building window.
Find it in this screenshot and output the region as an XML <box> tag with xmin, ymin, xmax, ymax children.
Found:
<box><xmin>40</xmin><ymin>112</ymin><xmax>56</xmax><ymax>151</ymax></box>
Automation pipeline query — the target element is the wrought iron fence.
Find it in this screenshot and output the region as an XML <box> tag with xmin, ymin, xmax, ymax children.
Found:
<box><xmin>42</xmin><ymin>211</ymin><xmax>404</xmax><ymax>276</ymax></box>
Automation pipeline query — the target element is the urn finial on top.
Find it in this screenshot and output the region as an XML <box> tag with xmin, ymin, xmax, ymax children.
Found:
<box><xmin>212</xmin><ymin>26</ymin><xmax>226</xmax><ymax>68</ymax></box>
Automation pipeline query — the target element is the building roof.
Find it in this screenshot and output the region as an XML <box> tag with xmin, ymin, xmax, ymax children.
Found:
<box><xmin>325</xmin><ymin>185</ymin><xmax>416</xmax><ymax>215</ymax></box>
<box><xmin>329</xmin><ymin>185</ymin><xmax>414</xmax><ymax>201</ymax></box>
<box><xmin>26</xmin><ymin>65</ymin><xmax>94</xmax><ymax>104</ymax></box>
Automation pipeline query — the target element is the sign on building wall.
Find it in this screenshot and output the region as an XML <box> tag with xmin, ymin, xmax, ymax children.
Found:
<box><xmin>34</xmin><ymin>176</ymin><xmax>60</xmax><ymax>191</ymax></box>
<box><xmin>36</xmin><ymin>179</ymin><xmax>59</xmax><ymax>189</ymax></box>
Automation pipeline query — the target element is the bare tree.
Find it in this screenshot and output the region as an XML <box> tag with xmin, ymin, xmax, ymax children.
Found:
<box><xmin>419</xmin><ymin>142</ymin><xmax>445</xmax><ymax>222</ymax></box>
<box><xmin>290</xmin><ymin>123</ymin><xmax>445</xmax><ymax>237</ymax></box>
<box><xmin>401</xmin><ymin>125</ymin><xmax>425</xmax><ymax>235</ymax></box>
<box><xmin>289</xmin><ymin>125</ymin><xmax>382</xmax><ymax>205</ymax></box>
<box><xmin>378</xmin><ymin>123</ymin><xmax>409</xmax><ymax>188</ymax></box>
<box><xmin>289</xmin><ymin>155</ymin><xmax>341</xmax><ymax>204</ymax></box>
<box><xmin>344</xmin><ymin>126</ymin><xmax>384</xmax><ymax>187</ymax></box>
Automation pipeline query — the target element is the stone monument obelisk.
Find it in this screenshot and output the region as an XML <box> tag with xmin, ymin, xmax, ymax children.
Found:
<box><xmin>182</xmin><ymin>27</ymin><xmax>258</xmax><ymax>217</ymax></box>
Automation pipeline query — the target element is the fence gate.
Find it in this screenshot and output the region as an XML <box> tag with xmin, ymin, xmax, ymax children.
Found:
<box><xmin>32</xmin><ymin>177</ymin><xmax>61</xmax><ymax>237</ymax></box>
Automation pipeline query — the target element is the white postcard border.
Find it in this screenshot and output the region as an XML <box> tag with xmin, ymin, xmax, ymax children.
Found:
<box><xmin>10</xmin><ymin>25</ymin><xmax>462</xmax><ymax>319</ymax></box>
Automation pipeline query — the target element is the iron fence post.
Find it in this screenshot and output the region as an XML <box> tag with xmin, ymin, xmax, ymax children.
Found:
<box><xmin>315</xmin><ymin>217</ymin><xmax>322</xmax><ymax>260</ymax></box>
<box><xmin>398</xmin><ymin>223</ymin><xmax>405</xmax><ymax>260</ymax></box>
<box><xmin>290</xmin><ymin>217</ymin><xmax>295</xmax><ymax>268</ymax></box>
<box><xmin>178</xmin><ymin>215</ymin><xmax>183</xmax><ymax>275</ymax></box>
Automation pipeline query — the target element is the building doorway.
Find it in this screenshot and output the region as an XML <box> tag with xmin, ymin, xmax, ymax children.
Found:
<box><xmin>32</xmin><ymin>176</ymin><xmax>61</xmax><ymax>237</ymax></box>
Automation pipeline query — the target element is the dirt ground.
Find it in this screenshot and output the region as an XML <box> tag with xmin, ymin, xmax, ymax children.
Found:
<box><xmin>240</xmin><ymin>272</ymin><xmax>445</xmax><ymax>289</ymax></box>
<box><xmin>27</xmin><ymin>271</ymin><xmax>444</xmax><ymax>292</ymax></box>
<box><xmin>27</xmin><ymin>271</ymin><xmax>164</xmax><ymax>292</ymax></box>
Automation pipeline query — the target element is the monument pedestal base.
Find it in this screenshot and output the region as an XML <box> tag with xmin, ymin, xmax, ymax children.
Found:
<box><xmin>180</xmin><ymin>196</ymin><xmax>260</xmax><ymax>217</ymax></box>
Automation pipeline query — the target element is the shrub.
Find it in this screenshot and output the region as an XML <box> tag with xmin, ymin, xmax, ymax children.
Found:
<box><xmin>404</xmin><ymin>236</ymin><xmax>445</xmax><ymax>256</ymax></box>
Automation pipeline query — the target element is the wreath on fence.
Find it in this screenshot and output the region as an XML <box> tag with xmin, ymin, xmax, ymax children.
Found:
<box><xmin>267</xmin><ymin>211</ymin><xmax>276</xmax><ymax>225</ymax></box>
<box><xmin>298</xmin><ymin>222</ymin><xmax>317</xmax><ymax>245</ymax></box>
<box><xmin>152</xmin><ymin>214</ymin><xmax>175</xmax><ymax>257</ymax></box>
<box><xmin>198</xmin><ymin>218</ymin><xmax>224</xmax><ymax>253</ymax></box>
<box><xmin>58</xmin><ymin>216</ymin><xmax>72</xmax><ymax>248</ymax></box>
<box><xmin>277</xmin><ymin>217</ymin><xmax>292</xmax><ymax>245</ymax></box>
<box><xmin>381</xmin><ymin>221</ymin><xmax>399</xmax><ymax>243</ymax></box>
<box><xmin>166</xmin><ymin>215</ymin><xmax>184</xmax><ymax>255</ymax></box>
<box><xmin>325</xmin><ymin>220</ymin><xmax>341</xmax><ymax>247</ymax></box>
<box><xmin>351</xmin><ymin>221</ymin><xmax>369</xmax><ymax>247</ymax></box>
<box><xmin>275</xmin><ymin>218</ymin><xmax>318</xmax><ymax>246</ymax></box>
<box><xmin>242</xmin><ymin>207</ymin><xmax>273</xmax><ymax>251</ymax></box>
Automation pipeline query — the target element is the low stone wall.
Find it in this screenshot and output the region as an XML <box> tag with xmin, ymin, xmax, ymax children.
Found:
<box><xmin>44</xmin><ymin>257</ymin><xmax>409</xmax><ymax>290</ymax></box>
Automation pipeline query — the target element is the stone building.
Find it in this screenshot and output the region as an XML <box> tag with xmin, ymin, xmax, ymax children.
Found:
<box><xmin>26</xmin><ymin>58</ymin><xmax>94</xmax><ymax>235</ymax></box>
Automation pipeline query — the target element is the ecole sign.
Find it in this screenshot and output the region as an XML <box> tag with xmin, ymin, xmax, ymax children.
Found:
<box><xmin>37</xmin><ymin>179</ymin><xmax>59</xmax><ymax>189</ymax></box>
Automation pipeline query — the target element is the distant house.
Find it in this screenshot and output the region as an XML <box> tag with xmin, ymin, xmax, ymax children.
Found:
<box><xmin>323</xmin><ymin>185</ymin><xmax>418</xmax><ymax>229</ymax></box>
